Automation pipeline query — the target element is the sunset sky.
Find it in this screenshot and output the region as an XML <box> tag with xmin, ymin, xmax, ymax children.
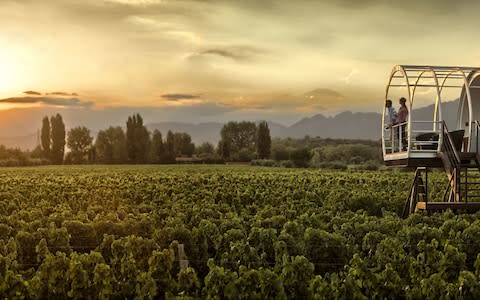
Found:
<box><xmin>0</xmin><ymin>0</ymin><xmax>479</xmax><ymax>124</ymax></box>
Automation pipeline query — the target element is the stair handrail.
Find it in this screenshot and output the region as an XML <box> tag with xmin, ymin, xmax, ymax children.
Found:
<box><xmin>442</xmin><ymin>121</ymin><xmax>461</xmax><ymax>166</ymax></box>
<box><xmin>474</xmin><ymin>120</ymin><xmax>480</xmax><ymax>154</ymax></box>
<box><xmin>403</xmin><ymin>168</ymin><xmax>424</xmax><ymax>218</ymax></box>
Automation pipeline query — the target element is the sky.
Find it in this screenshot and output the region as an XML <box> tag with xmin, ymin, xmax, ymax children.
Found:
<box><xmin>0</xmin><ymin>0</ymin><xmax>479</xmax><ymax>125</ymax></box>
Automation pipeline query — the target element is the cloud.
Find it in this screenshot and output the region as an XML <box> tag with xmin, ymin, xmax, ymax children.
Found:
<box><xmin>46</xmin><ymin>92</ymin><xmax>79</xmax><ymax>96</ymax></box>
<box><xmin>104</xmin><ymin>0</ymin><xmax>162</xmax><ymax>6</ymax></box>
<box><xmin>190</xmin><ymin>46</ymin><xmax>264</xmax><ymax>62</ymax></box>
<box><xmin>342</xmin><ymin>69</ymin><xmax>359</xmax><ymax>85</ymax></box>
<box><xmin>167</xmin><ymin>102</ymin><xmax>234</xmax><ymax>116</ymax></box>
<box><xmin>0</xmin><ymin>97</ymin><xmax>92</xmax><ymax>108</ymax></box>
<box><xmin>161</xmin><ymin>93</ymin><xmax>201</xmax><ymax>101</ymax></box>
<box><xmin>303</xmin><ymin>88</ymin><xmax>345</xmax><ymax>100</ymax></box>
<box><xmin>23</xmin><ymin>91</ymin><xmax>42</xmax><ymax>96</ymax></box>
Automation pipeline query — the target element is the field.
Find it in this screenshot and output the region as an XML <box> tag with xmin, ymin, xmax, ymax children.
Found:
<box><xmin>1</xmin><ymin>165</ymin><xmax>480</xmax><ymax>299</ymax></box>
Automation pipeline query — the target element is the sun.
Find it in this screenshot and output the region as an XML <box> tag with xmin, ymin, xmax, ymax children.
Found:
<box><xmin>0</xmin><ymin>38</ymin><xmax>32</xmax><ymax>98</ymax></box>
<box><xmin>0</xmin><ymin>65</ymin><xmax>19</xmax><ymax>93</ymax></box>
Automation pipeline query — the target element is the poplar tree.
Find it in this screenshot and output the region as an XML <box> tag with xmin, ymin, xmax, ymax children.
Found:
<box><xmin>125</xmin><ymin>114</ymin><xmax>150</xmax><ymax>163</ymax></box>
<box><xmin>41</xmin><ymin>116</ymin><xmax>50</xmax><ymax>159</ymax></box>
<box><xmin>50</xmin><ymin>114</ymin><xmax>66</xmax><ymax>164</ymax></box>
<box><xmin>150</xmin><ymin>130</ymin><xmax>164</xmax><ymax>163</ymax></box>
<box><xmin>257</xmin><ymin>121</ymin><xmax>271</xmax><ymax>159</ymax></box>
<box><xmin>165</xmin><ymin>130</ymin><xmax>176</xmax><ymax>163</ymax></box>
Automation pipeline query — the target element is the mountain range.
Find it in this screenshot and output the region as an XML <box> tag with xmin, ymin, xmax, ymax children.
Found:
<box><xmin>0</xmin><ymin>100</ymin><xmax>460</xmax><ymax>150</ymax></box>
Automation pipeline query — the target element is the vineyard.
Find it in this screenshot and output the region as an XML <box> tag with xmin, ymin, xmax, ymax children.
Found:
<box><xmin>1</xmin><ymin>165</ymin><xmax>480</xmax><ymax>299</ymax></box>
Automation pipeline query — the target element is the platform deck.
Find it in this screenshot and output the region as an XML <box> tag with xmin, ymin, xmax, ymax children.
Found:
<box><xmin>416</xmin><ymin>202</ymin><xmax>480</xmax><ymax>212</ymax></box>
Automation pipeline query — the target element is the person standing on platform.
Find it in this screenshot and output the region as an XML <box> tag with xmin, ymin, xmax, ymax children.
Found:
<box><xmin>396</xmin><ymin>97</ymin><xmax>409</xmax><ymax>151</ymax></box>
<box><xmin>385</xmin><ymin>99</ymin><xmax>397</xmax><ymax>152</ymax></box>
<box><xmin>385</xmin><ymin>99</ymin><xmax>396</xmax><ymax>127</ymax></box>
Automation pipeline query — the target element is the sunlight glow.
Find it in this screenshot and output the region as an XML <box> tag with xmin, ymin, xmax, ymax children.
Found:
<box><xmin>0</xmin><ymin>46</ymin><xmax>21</xmax><ymax>95</ymax></box>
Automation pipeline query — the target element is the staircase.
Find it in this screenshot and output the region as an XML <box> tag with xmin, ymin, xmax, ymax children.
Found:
<box><xmin>403</xmin><ymin>121</ymin><xmax>480</xmax><ymax>217</ymax></box>
<box><xmin>402</xmin><ymin>167</ymin><xmax>427</xmax><ymax>217</ymax></box>
<box><xmin>457</xmin><ymin>161</ymin><xmax>480</xmax><ymax>202</ymax></box>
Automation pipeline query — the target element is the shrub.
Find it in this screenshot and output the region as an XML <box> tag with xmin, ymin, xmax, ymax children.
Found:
<box><xmin>290</xmin><ymin>148</ymin><xmax>312</xmax><ymax>167</ymax></box>
<box><xmin>317</xmin><ymin>161</ymin><xmax>347</xmax><ymax>170</ymax></box>
<box><xmin>280</xmin><ymin>160</ymin><xmax>294</xmax><ymax>168</ymax></box>
<box><xmin>238</xmin><ymin>148</ymin><xmax>256</xmax><ymax>162</ymax></box>
<box><xmin>251</xmin><ymin>159</ymin><xmax>276</xmax><ymax>167</ymax></box>
<box><xmin>272</xmin><ymin>145</ymin><xmax>291</xmax><ymax>161</ymax></box>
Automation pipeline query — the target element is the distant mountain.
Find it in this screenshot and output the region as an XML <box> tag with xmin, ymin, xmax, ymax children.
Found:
<box><xmin>0</xmin><ymin>100</ymin><xmax>460</xmax><ymax>149</ymax></box>
<box><xmin>282</xmin><ymin>111</ymin><xmax>380</xmax><ymax>140</ymax></box>
<box><xmin>145</xmin><ymin>100</ymin><xmax>459</xmax><ymax>143</ymax></box>
<box><xmin>277</xmin><ymin>99</ymin><xmax>459</xmax><ymax>140</ymax></box>
<box><xmin>147</xmin><ymin>121</ymin><xmax>288</xmax><ymax>145</ymax></box>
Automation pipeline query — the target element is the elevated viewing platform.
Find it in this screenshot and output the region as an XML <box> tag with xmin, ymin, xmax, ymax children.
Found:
<box><xmin>382</xmin><ymin>65</ymin><xmax>480</xmax><ymax>217</ymax></box>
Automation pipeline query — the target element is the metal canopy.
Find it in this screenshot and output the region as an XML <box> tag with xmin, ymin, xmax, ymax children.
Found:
<box><xmin>382</xmin><ymin>64</ymin><xmax>480</xmax><ymax>159</ymax></box>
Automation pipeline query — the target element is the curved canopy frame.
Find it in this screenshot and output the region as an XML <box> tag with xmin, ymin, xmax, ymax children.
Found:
<box><xmin>383</xmin><ymin>65</ymin><xmax>480</xmax><ymax>158</ymax></box>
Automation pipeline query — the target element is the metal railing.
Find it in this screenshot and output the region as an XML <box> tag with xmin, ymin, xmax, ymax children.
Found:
<box><xmin>402</xmin><ymin>167</ymin><xmax>427</xmax><ymax>218</ymax></box>
<box><xmin>473</xmin><ymin>120</ymin><xmax>480</xmax><ymax>153</ymax></box>
<box><xmin>441</xmin><ymin>122</ymin><xmax>461</xmax><ymax>165</ymax></box>
<box><xmin>384</xmin><ymin>121</ymin><xmax>443</xmax><ymax>155</ymax></box>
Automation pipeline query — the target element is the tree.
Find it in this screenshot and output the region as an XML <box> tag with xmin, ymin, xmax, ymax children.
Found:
<box><xmin>219</xmin><ymin>121</ymin><xmax>257</xmax><ymax>160</ymax></box>
<box><xmin>126</xmin><ymin>114</ymin><xmax>150</xmax><ymax>163</ymax></box>
<box><xmin>50</xmin><ymin>114</ymin><xmax>66</xmax><ymax>164</ymax></box>
<box><xmin>196</xmin><ymin>142</ymin><xmax>215</xmax><ymax>155</ymax></box>
<box><xmin>290</xmin><ymin>147</ymin><xmax>312</xmax><ymax>167</ymax></box>
<box><xmin>218</xmin><ymin>140</ymin><xmax>230</xmax><ymax>160</ymax></box>
<box><xmin>41</xmin><ymin>116</ymin><xmax>50</xmax><ymax>159</ymax></box>
<box><xmin>272</xmin><ymin>145</ymin><xmax>290</xmax><ymax>161</ymax></box>
<box><xmin>95</xmin><ymin>127</ymin><xmax>128</xmax><ymax>164</ymax></box>
<box><xmin>67</xmin><ymin>127</ymin><xmax>93</xmax><ymax>164</ymax></box>
<box><xmin>126</xmin><ymin>116</ymin><xmax>135</xmax><ymax>162</ymax></box>
<box><xmin>30</xmin><ymin>145</ymin><xmax>44</xmax><ymax>159</ymax></box>
<box><xmin>173</xmin><ymin>132</ymin><xmax>195</xmax><ymax>157</ymax></box>
<box><xmin>150</xmin><ymin>130</ymin><xmax>164</xmax><ymax>163</ymax></box>
<box><xmin>164</xmin><ymin>131</ymin><xmax>176</xmax><ymax>163</ymax></box>
<box><xmin>257</xmin><ymin>121</ymin><xmax>271</xmax><ymax>159</ymax></box>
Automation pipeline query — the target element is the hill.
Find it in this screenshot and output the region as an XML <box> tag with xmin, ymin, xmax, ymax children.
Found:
<box><xmin>0</xmin><ymin>100</ymin><xmax>459</xmax><ymax>149</ymax></box>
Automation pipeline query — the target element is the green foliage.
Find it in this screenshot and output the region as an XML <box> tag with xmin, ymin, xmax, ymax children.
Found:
<box><xmin>164</xmin><ymin>131</ymin><xmax>176</xmax><ymax>163</ymax></box>
<box><xmin>251</xmin><ymin>159</ymin><xmax>276</xmax><ymax>167</ymax></box>
<box><xmin>272</xmin><ymin>136</ymin><xmax>381</xmax><ymax>168</ymax></box>
<box><xmin>196</xmin><ymin>142</ymin><xmax>215</xmax><ymax>155</ymax></box>
<box><xmin>150</xmin><ymin>129</ymin><xmax>164</xmax><ymax>163</ymax></box>
<box><xmin>1</xmin><ymin>166</ymin><xmax>480</xmax><ymax>298</ymax></box>
<box><xmin>67</xmin><ymin>126</ymin><xmax>93</xmax><ymax>164</ymax></box>
<box><xmin>257</xmin><ymin>121</ymin><xmax>271</xmax><ymax>159</ymax></box>
<box><xmin>126</xmin><ymin>114</ymin><xmax>150</xmax><ymax>163</ymax></box>
<box><xmin>272</xmin><ymin>144</ymin><xmax>291</xmax><ymax>161</ymax></box>
<box><xmin>219</xmin><ymin>121</ymin><xmax>257</xmax><ymax>161</ymax></box>
<box><xmin>290</xmin><ymin>147</ymin><xmax>312</xmax><ymax>167</ymax></box>
<box><xmin>50</xmin><ymin>114</ymin><xmax>66</xmax><ymax>164</ymax></box>
<box><xmin>238</xmin><ymin>148</ymin><xmax>256</xmax><ymax>162</ymax></box>
<box><xmin>95</xmin><ymin>126</ymin><xmax>128</xmax><ymax>164</ymax></box>
<box><xmin>0</xmin><ymin>145</ymin><xmax>46</xmax><ymax>166</ymax></box>
<box><xmin>173</xmin><ymin>132</ymin><xmax>195</xmax><ymax>157</ymax></box>
<box><xmin>41</xmin><ymin>116</ymin><xmax>50</xmax><ymax>159</ymax></box>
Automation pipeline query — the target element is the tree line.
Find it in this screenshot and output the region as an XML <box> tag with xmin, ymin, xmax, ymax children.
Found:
<box><xmin>30</xmin><ymin>114</ymin><xmax>271</xmax><ymax>165</ymax></box>
<box><xmin>0</xmin><ymin>112</ymin><xmax>382</xmax><ymax>168</ymax></box>
<box><xmin>36</xmin><ymin>113</ymin><xmax>201</xmax><ymax>165</ymax></box>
